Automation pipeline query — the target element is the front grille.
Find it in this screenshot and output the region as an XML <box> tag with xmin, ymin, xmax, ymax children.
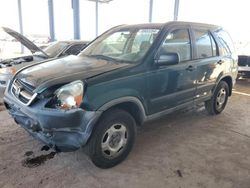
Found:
<box><xmin>11</xmin><ymin>79</ymin><xmax>37</xmax><ymax>106</ymax></box>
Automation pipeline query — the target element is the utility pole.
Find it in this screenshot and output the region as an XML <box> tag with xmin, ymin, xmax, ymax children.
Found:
<box><xmin>17</xmin><ymin>0</ymin><xmax>24</xmax><ymax>53</ymax></box>
<box><xmin>72</xmin><ymin>0</ymin><xmax>80</xmax><ymax>39</ymax></box>
<box><xmin>149</xmin><ymin>0</ymin><xmax>153</xmax><ymax>23</ymax></box>
<box><xmin>48</xmin><ymin>0</ymin><xmax>55</xmax><ymax>41</ymax></box>
<box><xmin>88</xmin><ymin>0</ymin><xmax>113</xmax><ymax>37</ymax></box>
<box><xmin>96</xmin><ymin>0</ymin><xmax>99</xmax><ymax>36</ymax></box>
<box><xmin>174</xmin><ymin>0</ymin><xmax>179</xmax><ymax>21</ymax></box>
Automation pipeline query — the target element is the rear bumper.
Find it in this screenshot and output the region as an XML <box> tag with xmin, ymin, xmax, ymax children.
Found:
<box><xmin>238</xmin><ymin>66</ymin><xmax>250</xmax><ymax>73</ymax></box>
<box><xmin>238</xmin><ymin>66</ymin><xmax>250</xmax><ymax>77</ymax></box>
<box><xmin>4</xmin><ymin>90</ymin><xmax>102</xmax><ymax>152</ymax></box>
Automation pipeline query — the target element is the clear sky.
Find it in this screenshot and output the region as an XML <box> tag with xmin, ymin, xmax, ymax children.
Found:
<box><xmin>0</xmin><ymin>0</ymin><xmax>249</xmax><ymax>43</ymax></box>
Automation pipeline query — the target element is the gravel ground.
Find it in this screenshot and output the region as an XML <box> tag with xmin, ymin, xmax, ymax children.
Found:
<box><xmin>0</xmin><ymin>78</ymin><xmax>249</xmax><ymax>188</ymax></box>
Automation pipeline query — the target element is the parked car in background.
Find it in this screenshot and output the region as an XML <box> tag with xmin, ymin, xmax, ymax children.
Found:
<box><xmin>0</xmin><ymin>27</ymin><xmax>89</xmax><ymax>98</ymax></box>
<box><xmin>238</xmin><ymin>55</ymin><xmax>250</xmax><ymax>78</ymax></box>
<box><xmin>4</xmin><ymin>22</ymin><xmax>237</xmax><ymax>168</ymax></box>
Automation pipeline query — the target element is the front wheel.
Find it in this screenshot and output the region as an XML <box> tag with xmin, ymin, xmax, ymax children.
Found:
<box><xmin>86</xmin><ymin>109</ymin><xmax>136</xmax><ymax>168</ymax></box>
<box><xmin>205</xmin><ymin>81</ymin><xmax>229</xmax><ymax>115</ymax></box>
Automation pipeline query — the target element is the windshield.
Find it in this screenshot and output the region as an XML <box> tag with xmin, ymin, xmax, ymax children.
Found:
<box><xmin>35</xmin><ymin>41</ymin><xmax>69</xmax><ymax>57</ymax></box>
<box><xmin>80</xmin><ymin>28</ymin><xmax>160</xmax><ymax>63</ymax></box>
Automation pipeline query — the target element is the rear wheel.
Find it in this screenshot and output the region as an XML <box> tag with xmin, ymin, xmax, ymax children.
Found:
<box><xmin>86</xmin><ymin>109</ymin><xmax>136</xmax><ymax>168</ymax></box>
<box><xmin>205</xmin><ymin>81</ymin><xmax>229</xmax><ymax>115</ymax></box>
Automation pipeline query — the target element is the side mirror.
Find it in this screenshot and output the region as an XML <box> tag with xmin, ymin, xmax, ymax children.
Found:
<box><xmin>155</xmin><ymin>52</ymin><xmax>180</xmax><ymax>66</ymax></box>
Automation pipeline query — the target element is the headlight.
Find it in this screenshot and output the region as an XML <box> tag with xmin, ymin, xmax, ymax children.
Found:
<box><xmin>55</xmin><ymin>80</ymin><xmax>84</xmax><ymax>110</ymax></box>
<box><xmin>0</xmin><ymin>67</ymin><xmax>16</xmax><ymax>75</ymax></box>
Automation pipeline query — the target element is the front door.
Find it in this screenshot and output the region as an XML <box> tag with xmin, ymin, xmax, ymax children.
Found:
<box><xmin>147</xmin><ymin>27</ymin><xmax>197</xmax><ymax>115</ymax></box>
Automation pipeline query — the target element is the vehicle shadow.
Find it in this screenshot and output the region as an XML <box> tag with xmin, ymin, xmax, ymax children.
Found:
<box><xmin>235</xmin><ymin>77</ymin><xmax>250</xmax><ymax>94</ymax></box>
<box><xmin>236</xmin><ymin>76</ymin><xmax>250</xmax><ymax>85</ymax></box>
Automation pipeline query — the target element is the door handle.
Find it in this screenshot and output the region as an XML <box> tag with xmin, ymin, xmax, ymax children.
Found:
<box><xmin>217</xmin><ymin>59</ymin><xmax>225</xmax><ymax>65</ymax></box>
<box><xmin>186</xmin><ymin>65</ymin><xmax>196</xmax><ymax>71</ymax></box>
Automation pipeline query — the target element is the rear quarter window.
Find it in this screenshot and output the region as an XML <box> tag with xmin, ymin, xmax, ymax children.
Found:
<box><xmin>214</xmin><ymin>29</ymin><xmax>235</xmax><ymax>55</ymax></box>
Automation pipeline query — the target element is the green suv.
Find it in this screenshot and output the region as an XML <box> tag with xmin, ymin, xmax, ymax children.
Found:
<box><xmin>4</xmin><ymin>22</ymin><xmax>238</xmax><ymax>168</ymax></box>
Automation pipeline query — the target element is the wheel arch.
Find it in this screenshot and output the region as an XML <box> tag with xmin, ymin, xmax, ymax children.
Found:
<box><xmin>98</xmin><ymin>96</ymin><xmax>147</xmax><ymax>126</ymax></box>
<box><xmin>219</xmin><ymin>76</ymin><xmax>233</xmax><ymax>96</ymax></box>
<box><xmin>84</xmin><ymin>97</ymin><xmax>146</xmax><ymax>146</ymax></box>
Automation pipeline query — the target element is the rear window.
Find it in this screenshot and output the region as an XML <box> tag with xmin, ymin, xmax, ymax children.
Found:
<box><xmin>214</xmin><ymin>29</ymin><xmax>235</xmax><ymax>55</ymax></box>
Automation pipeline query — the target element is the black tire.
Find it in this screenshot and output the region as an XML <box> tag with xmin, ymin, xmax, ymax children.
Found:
<box><xmin>86</xmin><ymin>109</ymin><xmax>136</xmax><ymax>169</ymax></box>
<box><xmin>205</xmin><ymin>81</ymin><xmax>229</xmax><ymax>115</ymax></box>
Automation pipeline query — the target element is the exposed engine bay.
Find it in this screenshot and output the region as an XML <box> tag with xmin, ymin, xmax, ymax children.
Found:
<box><xmin>0</xmin><ymin>55</ymin><xmax>34</xmax><ymax>68</ymax></box>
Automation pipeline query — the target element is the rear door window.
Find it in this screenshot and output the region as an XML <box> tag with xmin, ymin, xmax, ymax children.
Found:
<box><xmin>194</xmin><ymin>29</ymin><xmax>217</xmax><ymax>59</ymax></box>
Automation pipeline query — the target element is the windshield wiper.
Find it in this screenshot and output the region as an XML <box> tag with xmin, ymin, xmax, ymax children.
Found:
<box><xmin>89</xmin><ymin>54</ymin><xmax>132</xmax><ymax>64</ymax></box>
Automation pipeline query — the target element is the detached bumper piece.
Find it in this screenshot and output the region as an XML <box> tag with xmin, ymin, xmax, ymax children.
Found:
<box><xmin>4</xmin><ymin>92</ymin><xmax>101</xmax><ymax>152</ymax></box>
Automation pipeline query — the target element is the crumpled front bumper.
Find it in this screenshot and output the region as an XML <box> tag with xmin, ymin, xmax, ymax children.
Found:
<box><xmin>4</xmin><ymin>90</ymin><xmax>102</xmax><ymax>152</ymax></box>
<box><xmin>0</xmin><ymin>74</ymin><xmax>12</xmax><ymax>98</ymax></box>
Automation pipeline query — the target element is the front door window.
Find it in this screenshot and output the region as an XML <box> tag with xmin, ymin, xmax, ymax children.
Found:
<box><xmin>160</xmin><ymin>29</ymin><xmax>191</xmax><ymax>62</ymax></box>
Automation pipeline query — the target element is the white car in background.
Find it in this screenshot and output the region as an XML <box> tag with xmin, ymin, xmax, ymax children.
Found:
<box><xmin>238</xmin><ymin>55</ymin><xmax>250</xmax><ymax>78</ymax></box>
<box><xmin>0</xmin><ymin>27</ymin><xmax>89</xmax><ymax>98</ymax></box>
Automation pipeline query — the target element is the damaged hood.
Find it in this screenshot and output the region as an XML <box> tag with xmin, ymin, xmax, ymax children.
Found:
<box><xmin>2</xmin><ymin>27</ymin><xmax>49</xmax><ymax>57</ymax></box>
<box><xmin>16</xmin><ymin>55</ymin><xmax>130</xmax><ymax>92</ymax></box>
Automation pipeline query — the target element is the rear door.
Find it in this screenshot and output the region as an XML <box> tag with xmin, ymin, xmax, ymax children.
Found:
<box><xmin>146</xmin><ymin>26</ymin><xmax>197</xmax><ymax>114</ymax></box>
<box><xmin>191</xmin><ymin>28</ymin><xmax>222</xmax><ymax>101</ymax></box>
<box><xmin>213</xmin><ymin>29</ymin><xmax>238</xmax><ymax>80</ymax></box>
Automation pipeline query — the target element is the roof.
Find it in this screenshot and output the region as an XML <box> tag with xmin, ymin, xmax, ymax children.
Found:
<box><xmin>114</xmin><ymin>21</ymin><xmax>221</xmax><ymax>31</ymax></box>
<box><xmin>57</xmin><ymin>40</ymin><xmax>89</xmax><ymax>45</ymax></box>
<box><xmin>166</xmin><ymin>21</ymin><xmax>221</xmax><ymax>30</ymax></box>
<box><xmin>117</xmin><ymin>23</ymin><xmax>165</xmax><ymax>30</ymax></box>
